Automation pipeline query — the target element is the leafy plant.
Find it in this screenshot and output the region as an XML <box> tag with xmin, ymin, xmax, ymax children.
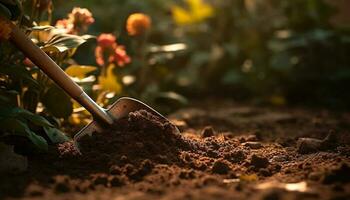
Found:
<box><xmin>0</xmin><ymin>1</ymin><xmax>95</xmax><ymax>152</ymax></box>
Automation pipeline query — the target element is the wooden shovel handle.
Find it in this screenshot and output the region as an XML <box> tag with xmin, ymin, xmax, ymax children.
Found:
<box><xmin>8</xmin><ymin>22</ymin><xmax>114</xmax><ymax>125</ymax></box>
<box><xmin>9</xmin><ymin>25</ymin><xmax>83</xmax><ymax>99</ymax></box>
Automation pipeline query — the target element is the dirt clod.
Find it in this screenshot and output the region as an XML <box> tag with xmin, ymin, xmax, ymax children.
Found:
<box><xmin>212</xmin><ymin>159</ymin><xmax>231</xmax><ymax>174</ymax></box>
<box><xmin>250</xmin><ymin>154</ymin><xmax>269</xmax><ymax>169</ymax></box>
<box><xmin>201</xmin><ymin>126</ymin><xmax>216</xmax><ymax>138</ymax></box>
<box><xmin>243</xmin><ymin>142</ymin><xmax>262</xmax><ymax>149</ymax></box>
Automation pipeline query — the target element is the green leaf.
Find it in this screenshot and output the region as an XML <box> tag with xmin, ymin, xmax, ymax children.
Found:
<box><xmin>27</xmin><ymin>131</ymin><xmax>48</xmax><ymax>152</ymax></box>
<box><xmin>0</xmin><ymin>65</ymin><xmax>39</xmax><ymax>88</ymax></box>
<box><xmin>43</xmin><ymin>127</ymin><xmax>70</xmax><ymax>144</ymax></box>
<box><xmin>0</xmin><ymin>118</ymin><xmax>29</xmax><ymax>137</ymax></box>
<box><xmin>0</xmin><ymin>118</ymin><xmax>48</xmax><ymax>151</ymax></box>
<box><xmin>41</xmin><ymin>34</ymin><xmax>94</xmax><ymax>53</ymax></box>
<box><xmin>20</xmin><ymin>111</ymin><xmax>53</xmax><ymax>128</ymax></box>
<box><xmin>30</xmin><ymin>25</ymin><xmax>55</xmax><ymax>31</ymax></box>
<box><xmin>23</xmin><ymin>89</ymin><xmax>39</xmax><ymax>113</ymax></box>
<box><xmin>0</xmin><ymin>3</ymin><xmax>12</xmax><ymax>19</ymax></box>
<box><xmin>41</xmin><ymin>85</ymin><xmax>73</xmax><ymax>118</ymax></box>
<box><xmin>0</xmin><ymin>107</ymin><xmax>24</xmax><ymax>119</ymax></box>
<box><xmin>0</xmin><ymin>107</ymin><xmax>53</xmax><ymax>127</ymax></box>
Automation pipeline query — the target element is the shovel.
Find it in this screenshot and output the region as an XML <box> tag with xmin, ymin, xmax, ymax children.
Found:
<box><xmin>8</xmin><ymin>23</ymin><xmax>179</xmax><ymax>152</ymax></box>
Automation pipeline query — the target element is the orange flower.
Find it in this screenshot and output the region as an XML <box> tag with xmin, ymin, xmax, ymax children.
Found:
<box><xmin>126</xmin><ymin>13</ymin><xmax>151</xmax><ymax>36</ymax></box>
<box><xmin>0</xmin><ymin>19</ymin><xmax>12</xmax><ymax>40</ymax></box>
<box><xmin>95</xmin><ymin>33</ymin><xmax>131</xmax><ymax>67</ymax></box>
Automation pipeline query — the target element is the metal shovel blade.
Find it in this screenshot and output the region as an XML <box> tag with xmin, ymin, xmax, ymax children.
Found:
<box><xmin>73</xmin><ymin>97</ymin><xmax>180</xmax><ymax>151</ymax></box>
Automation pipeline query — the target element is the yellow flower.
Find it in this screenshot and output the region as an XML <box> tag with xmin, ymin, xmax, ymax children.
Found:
<box><xmin>172</xmin><ymin>0</ymin><xmax>215</xmax><ymax>25</ymax></box>
<box><xmin>98</xmin><ymin>64</ymin><xmax>122</xmax><ymax>93</ymax></box>
<box><xmin>0</xmin><ymin>19</ymin><xmax>12</xmax><ymax>40</ymax></box>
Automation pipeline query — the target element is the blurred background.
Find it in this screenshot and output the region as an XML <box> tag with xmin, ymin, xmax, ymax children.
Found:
<box><xmin>50</xmin><ymin>0</ymin><xmax>350</xmax><ymax>111</ymax></box>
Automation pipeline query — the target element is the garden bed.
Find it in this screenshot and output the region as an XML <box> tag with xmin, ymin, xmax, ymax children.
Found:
<box><xmin>1</xmin><ymin>100</ymin><xmax>349</xmax><ymax>200</ymax></box>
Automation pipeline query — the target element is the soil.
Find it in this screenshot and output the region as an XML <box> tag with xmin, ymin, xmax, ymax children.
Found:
<box><xmin>1</xmin><ymin>99</ymin><xmax>350</xmax><ymax>200</ymax></box>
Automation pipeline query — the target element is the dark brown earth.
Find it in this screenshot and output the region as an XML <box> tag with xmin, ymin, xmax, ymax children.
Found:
<box><xmin>1</xmin><ymin>100</ymin><xmax>350</xmax><ymax>200</ymax></box>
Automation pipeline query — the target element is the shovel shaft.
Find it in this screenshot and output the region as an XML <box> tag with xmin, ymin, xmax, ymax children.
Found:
<box><xmin>9</xmin><ymin>24</ymin><xmax>114</xmax><ymax>125</ymax></box>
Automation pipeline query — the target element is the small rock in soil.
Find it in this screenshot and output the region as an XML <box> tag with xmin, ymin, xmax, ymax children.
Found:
<box><xmin>250</xmin><ymin>154</ymin><xmax>269</xmax><ymax>169</ymax></box>
<box><xmin>297</xmin><ymin>131</ymin><xmax>338</xmax><ymax>154</ymax></box>
<box><xmin>246</xmin><ymin>134</ymin><xmax>258</xmax><ymax>142</ymax></box>
<box><xmin>212</xmin><ymin>159</ymin><xmax>231</xmax><ymax>174</ymax></box>
<box><xmin>297</xmin><ymin>137</ymin><xmax>323</xmax><ymax>154</ymax></box>
<box><xmin>270</xmin><ymin>155</ymin><xmax>288</xmax><ymax>163</ymax></box>
<box><xmin>201</xmin><ymin>126</ymin><xmax>216</xmax><ymax>138</ymax></box>
<box><xmin>243</xmin><ymin>141</ymin><xmax>262</xmax><ymax>149</ymax></box>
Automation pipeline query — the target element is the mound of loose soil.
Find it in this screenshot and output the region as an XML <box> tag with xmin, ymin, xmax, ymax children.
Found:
<box><xmin>58</xmin><ymin>109</ymin><xmax>248</xmax><ymax>179</ymax></box>
<box><xmin>1</xmin><ymin>101</ymin><xmax>350</xmax><ymax>200</ymax></box>
<box><xmin>75</xmin><ymin>109</ymin><xmax>195</xmax><ymax>167</ymax></box>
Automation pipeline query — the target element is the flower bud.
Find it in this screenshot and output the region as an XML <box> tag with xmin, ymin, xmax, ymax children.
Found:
<box><xmin>126</xmin><ymin>13</ymin><xmax>151</xmax><ymax>36</ymax></box>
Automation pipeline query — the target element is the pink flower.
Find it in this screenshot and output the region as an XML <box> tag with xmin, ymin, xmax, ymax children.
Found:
<box><xmin>55</xmin><ymin>19</ymin><xmax>74</xmax><ymax>33</ymax></box>
<box><xmin>95</xmin><ymin>33</ymin><xmax>131</xmax><ymax>67</ymax></box>
<box><xmin>97</xmin><ymin>33</ymin><xmax>116</xmax><ymax>49</ymax></box>
<box><xmin>68</xmin><ymin>7</ymin><xmax>94</xmax><ymax>34</ymax></box>
<box><xmin>112</xmin><ymin>45</ymin><xmax>131</xmax><ymax>67</ymax></box>
<box><xmin>54</xmin><ymin>7</ymin><xmax>94</xmax><ymax>35</ymax></box>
